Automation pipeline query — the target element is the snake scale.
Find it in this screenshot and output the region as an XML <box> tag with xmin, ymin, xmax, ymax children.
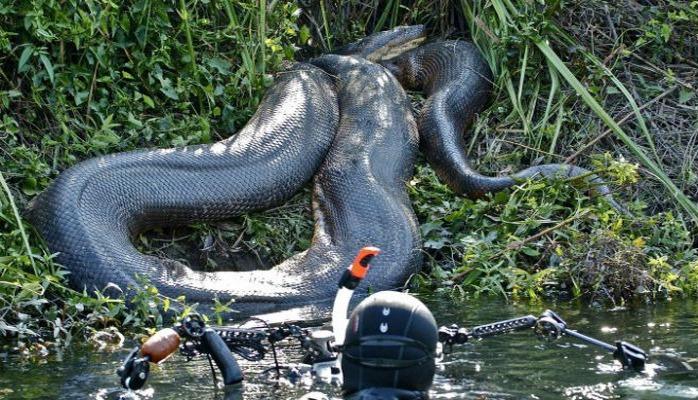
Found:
<box><xmin>27</xmin><ymin>26</ymin><xmax>618</xmax><ymax>317</ymax></box>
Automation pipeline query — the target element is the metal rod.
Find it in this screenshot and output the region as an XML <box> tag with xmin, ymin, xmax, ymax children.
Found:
<box><xmin>563</xmin><ymin>329</ymin><xmax>616</xmax><ymax>352</ymax></box>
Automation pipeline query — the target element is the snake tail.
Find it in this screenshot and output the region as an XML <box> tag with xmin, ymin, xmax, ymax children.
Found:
<box><xmin>382</xmin><ymin>40</ymin><xmax>626</xmax><ymax>213</ymax></box>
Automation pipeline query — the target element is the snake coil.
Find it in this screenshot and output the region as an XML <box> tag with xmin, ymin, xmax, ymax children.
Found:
<box><xmin>27</xmin><ymin>28</ymin><xmax>623</xmax><ymax>318</ymax></box>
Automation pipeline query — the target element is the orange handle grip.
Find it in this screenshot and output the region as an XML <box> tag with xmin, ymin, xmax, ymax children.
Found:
<box><xmin>141</xmin><ymin>328</ymin><xmax>180</xmax><ymax>363</ymax></box>
<box><xmin>350</xmin><ymin>246</ymin><xmax>381</xmax><ymax>279</ymax></box>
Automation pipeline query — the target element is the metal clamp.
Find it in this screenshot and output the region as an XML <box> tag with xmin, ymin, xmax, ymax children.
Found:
<box><xmin>117</xmin><ymin>347</ymin><xmax>150</xmax><ymax>390</ymax></box>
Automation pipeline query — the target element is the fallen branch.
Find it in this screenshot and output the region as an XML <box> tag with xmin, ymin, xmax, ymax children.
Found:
<box><xmin>506</xmin><ymin>209</ymin><xmax>591</xmax><ymax>250</ymax></box>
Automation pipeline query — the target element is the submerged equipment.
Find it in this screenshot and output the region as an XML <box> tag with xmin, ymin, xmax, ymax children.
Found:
<box><xmin>118</xmin><ymin>246</ymin><xmax>647</xmax><ymax>397</ymax></box>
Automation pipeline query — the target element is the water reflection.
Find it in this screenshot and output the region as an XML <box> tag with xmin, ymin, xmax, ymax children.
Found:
<box><xmin>0</xmin><ymin>296</ymin><xmax>696</xmax><ymax>399</ymax></box>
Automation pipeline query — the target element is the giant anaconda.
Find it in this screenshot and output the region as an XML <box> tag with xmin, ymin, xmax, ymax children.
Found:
<box><xmin>27</xmin><ymin>27</ymin><xmax>618</xmax><ymax>317</ymax></box>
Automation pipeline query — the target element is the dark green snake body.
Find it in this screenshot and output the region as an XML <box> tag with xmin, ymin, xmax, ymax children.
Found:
<box><xmin>27</xmin><ymin>27</ymin><xmax>619</xmax><ymax>317</ymax></box>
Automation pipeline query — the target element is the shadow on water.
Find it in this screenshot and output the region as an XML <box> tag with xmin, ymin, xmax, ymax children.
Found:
<box><xmin>1</xmin><ymin>296</ymin><xmax>697</xmax><ymax>399</ymax></box>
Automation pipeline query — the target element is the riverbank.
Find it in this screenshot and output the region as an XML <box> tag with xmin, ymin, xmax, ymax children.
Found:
<box><xmin>1</xmin><ymin>1</ymin><xmax>696</xmax><ymax>344</ymax></box>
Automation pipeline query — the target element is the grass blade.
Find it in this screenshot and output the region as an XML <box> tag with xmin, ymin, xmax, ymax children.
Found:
<box><xmin>536</xmin><ymin>40</ymin><xmax>698</xmax><ymax>222</ymax></box>
<box><xmin>0</xmin><ymin>171</ymin><xmax>37</xmax><ymax>275</ymax></box>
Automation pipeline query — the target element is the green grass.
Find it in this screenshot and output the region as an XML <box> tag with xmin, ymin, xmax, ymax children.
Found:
<box><xmin>1</xmin><ymin>0</ymin><xmax>697</xmax><ymax>347</ymax></box>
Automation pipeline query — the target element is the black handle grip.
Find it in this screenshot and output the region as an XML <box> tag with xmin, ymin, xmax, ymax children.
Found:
<box><xmin>202</xmin><ymin>328</ymin><xmax>244</xmax><ymax>385</ymax></box>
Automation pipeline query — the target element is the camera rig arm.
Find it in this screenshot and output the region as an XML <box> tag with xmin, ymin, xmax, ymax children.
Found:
<box><xmin>117</xmin><ymin>313</ymin><xmax>317</xmax><ymax>390</ymax></box>
<box><xmin>117</xmin><ymin>246</ymin><xmax>383</xmax><ymax>392</ymax></box>
<box><xmin>437</xmin><ymin>309</ymin><xmax>647</xmax><ymax>371</ymax></box>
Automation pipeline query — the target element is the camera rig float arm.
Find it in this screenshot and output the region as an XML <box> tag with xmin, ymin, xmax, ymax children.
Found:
<box><xmin>118</xmin><ymin>246</ymin><xmax>381</xmax><ymax>391</ymax></box>
<box><xmin>437</xmin><ymin>309</ymin><xmax>647</xmax><ymax>371</ymax></box>
<box><xmin>117</xmin><ymin>312</ymin><xmax>318</xmax><ymax>390</ymax></box>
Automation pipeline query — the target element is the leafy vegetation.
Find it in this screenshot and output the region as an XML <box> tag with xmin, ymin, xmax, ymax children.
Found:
<box><xmin>1</xmin><ymin>0</ymin><xmax>310</xmax><ymax>346</ymax></box>
<box><xmin>409</xmin><ymin>162</ymin><xmax>697</xmax><ymax>303</ymax></box>
<box><xmin>1</xmin><ymin>0</ymin><xmax>697</xmax><ymax>351</ymax></box>
<box><xmin>404</xmin><ymin>0</ymin><xmax>698</xmax><ymax>303</ymax></box>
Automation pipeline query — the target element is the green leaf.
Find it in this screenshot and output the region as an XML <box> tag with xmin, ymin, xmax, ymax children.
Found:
<box><xmin>420</xmin><ymin>221</ymin><xmax>443</xmax><ymax>235</ymax></box>
<box><xmin>679</xmin><ymin>88</ymin><xmax>695</xmax><ymax>104</ymax></box>
<box><xmin>159</xmin><ymin>79</ymin><xmax>179</xmax><ymax>100</ymax></box>
<box><xmin>17</xmin><ymin>46</ymin><xmax>33</xmax><ymax>72</ymax></box>
<box><xmin>425</xmin><ymin>238</ymin><xmax>448</xmax><ymax>250</ymax></box>
<box><xmin>142</xmin><ymin>94</ymin><xmax>155</xmax><ymax>108</ymax></box>
<box><xmin>207</xmin><ymin>57</ymin><xmax>231</xmax><ymax>74</ymax></box>
<box><xmin>21</xmin><ymin>177</ymin><xmax>38</xmax><ymax>196</ymax></box>
<box><xmin>39</xmin><ymin>54</ymin><xmax>54</xmax><ymax>84</ymax></box>
<box><xmin>90</xmin><ymin>131</ymin><xmax>121</xmax><ymax>149</ymax></box>
<box><xmin>299</xmin><ymin>25</ymin><xmax>311</xmax><ymax>44</ymax></box>
<box><xmin>126</xmin><ymin>112</ymin><xmax>143</xmax><ymax>128</ymax></box>
<box><xmin>74</xmin><ymin>90</ymin><xmax>89</xmax><ymax>105</ymax></box>
<box><xmin>521</xmin><ymin>246</ymin><xmax>540</xmax><ymax>257</ymax></box>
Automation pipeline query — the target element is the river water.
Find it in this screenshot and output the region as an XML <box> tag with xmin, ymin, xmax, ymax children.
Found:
<box><xmin>1</xmin><ymin>296</ymin><xmax>697</xmax><ymax>399</ymax></box>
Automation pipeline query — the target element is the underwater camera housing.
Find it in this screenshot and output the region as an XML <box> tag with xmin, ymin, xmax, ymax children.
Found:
<box><xmin>340</xmin><ymin>291</ymin><xmax>438</xmax><ymax>395</ymax></box>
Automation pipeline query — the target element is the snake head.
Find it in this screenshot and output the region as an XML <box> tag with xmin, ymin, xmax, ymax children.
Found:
<box><xmin>333</xmin><ymin>25</ymin><xmax>427</xmax><ymax>62</ymax></box>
